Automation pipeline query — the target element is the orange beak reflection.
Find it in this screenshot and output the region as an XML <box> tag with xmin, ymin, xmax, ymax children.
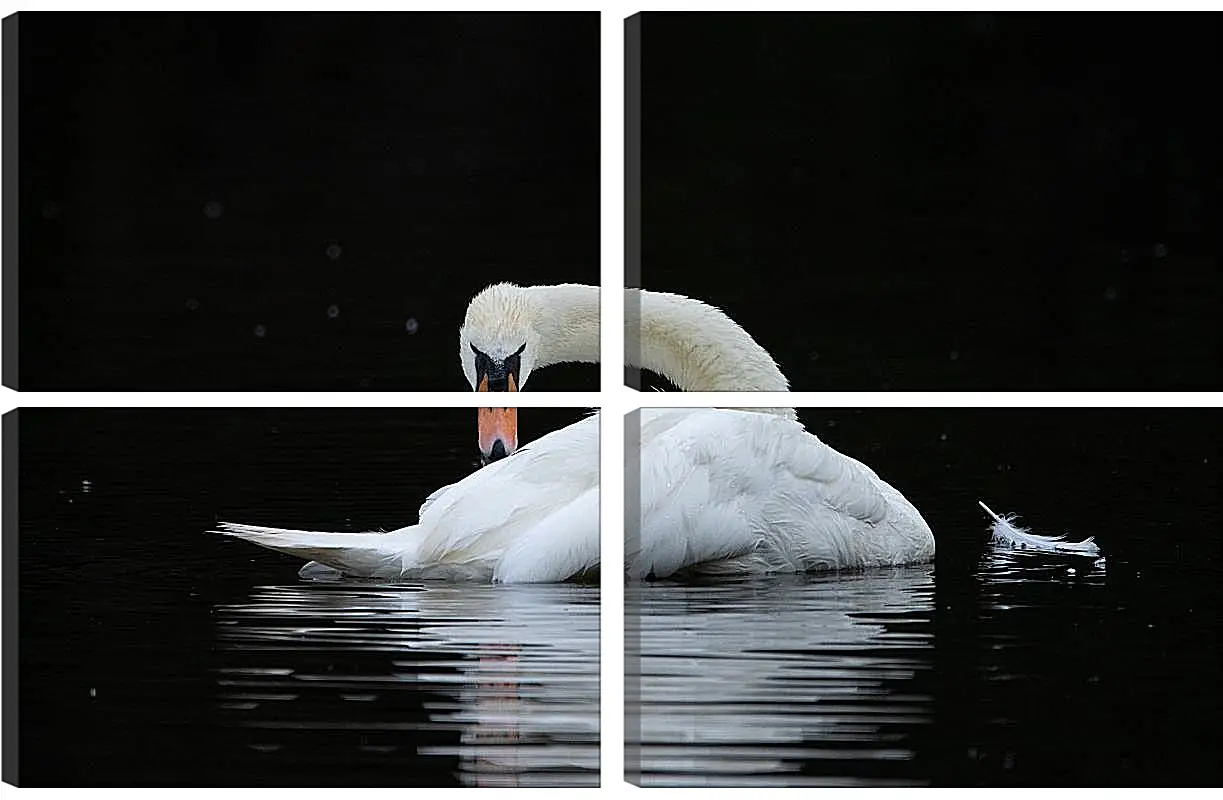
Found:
<box><xmin>477</xmin><ymin>372</ymin><xmax>518</xmax><ymax>464</ymax></box>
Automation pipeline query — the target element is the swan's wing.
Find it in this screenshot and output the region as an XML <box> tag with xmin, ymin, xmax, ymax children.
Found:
<box><xmin>493</xmin><ymin>486</ymin><xmax>599</xmax><ymax>583</ymax></box>
<box><xmin>219</xmin><ymin>415</ymin><xmax>598</xmax><ymax>583</ymax></box>
<box><xmin>632</xmin><ymin>409</ymin><xmax>762</xmax><ymax>577</ymax></box>
<box><xmin>412</xmin><ymin>414</ymin><xmax>600</xmax><ymax>582</ymax></box>
<box><xmin>634</xmin><ymin>409</ymin><xmax>916</xmax><ymax>578</ymax></box>
<box><xmin>419</xmin><ymin>482</ymin><xmax>456</xmax><ymax>517</ymax></box>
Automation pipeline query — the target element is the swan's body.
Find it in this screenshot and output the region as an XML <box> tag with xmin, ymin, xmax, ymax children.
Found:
<box><xmin>623</xmin><ymin>285</ymin><xmax>933</xmax><ymax>576</ymax></box>
<box><xmin>631</xmin><ymin>409</ymin><xmax>933</xmax><ymax>578</ymax></box>
<box><xmin>219</xmin><ymin>282</ymin><xmax>934</xmax><ymax>583</ymax></box>
<box><xmin>218</xmin><ymin>413</ymin><xmax>599</xmax><ymax>583</ymax></box>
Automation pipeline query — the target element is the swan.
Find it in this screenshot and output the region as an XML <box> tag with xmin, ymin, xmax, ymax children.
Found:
<box><xmin>460</xmin><ymin>283</ymin><xmax>599</xmax><ymax>462</ymax></box>
<box><xmin>629</xmin><ymin>407</ymin><xmax>934</xmax><ymax>578</ymax></box>
<box><xmin>216</xmin><ymin>412</ymin><xmax>600</xmax><ymax>583</ymax></box>
<box><xmin>626</xmin><ymin>283</ymin><xmax>931</xmax><ymax>575</ymax></box>
<box><xmin>214</xmin><ymin>283</ymin><xmax>602</xmax><ymax>583</ymax></box>
<box><xmin>217</xmin><ymin>283</ymin><xmax>934</xmax><ymax>582</ymax></box>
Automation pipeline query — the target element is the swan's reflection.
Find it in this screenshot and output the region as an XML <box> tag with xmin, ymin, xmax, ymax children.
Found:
<box><xmin>212</xmin><ymin>582</ymin><xmax>599</xmax><ymax>787</ymax></box>
<box><xmin>630</xmin><ymin>567</ymin><xmax>935</xmax><ymax>787</ymax></box>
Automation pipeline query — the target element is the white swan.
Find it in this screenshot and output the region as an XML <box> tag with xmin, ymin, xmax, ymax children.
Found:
<box><xmin>215</xmin><ymin>283</ymin><xmax>602</xmax><ymax>583</ymax></box>
<box><xmin>217</xmin><ymin>283</ymin><xmax>934</xmax><ymax>582</ymax></box>
<box><xmin>630</xmin><ymin>408</ymin><xmax>934</xmax><ymax>578</ymax></box>
<box><xmin>217</xmin><ymin>412</ymin><xmax>600</xmax><ymax>583</ymax></box>
<box><xmin>621</xmin><ymin>284</ymin><xmax>934</xmax><ymax>576</ymax></box>
<box><xmin>460</xmin><ymin>283</ymin><xmax>599</xmax><ymax>462</ymax></box>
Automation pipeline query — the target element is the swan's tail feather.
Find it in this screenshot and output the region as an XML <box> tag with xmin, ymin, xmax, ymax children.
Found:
<box><xmin>215</xmin><ymin>522</ymin><xmax>408</xmax><ymax>578</ymax></box>
<box><xmin>977</xmin><ymin>501</ymin><xmax>1101</xmax><ymax>557</ymax></box>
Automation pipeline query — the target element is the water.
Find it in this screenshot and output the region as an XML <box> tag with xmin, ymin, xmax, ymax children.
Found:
<box><xmin>16</xmin><ymin>408</ymin><xmax>598</xmax><ymax>786</ymax></box>
<box><xmin>628</xmin><ymin>408</ymin><xmax>1221</xmax><ymax>786</ymax></box>
<box><xmin>629</xmin><ymin>550</ymin><xmax>1217</xmax><ymax>786</ymax></box>
<box><xmin>629</xmin><ymin>569</ymin><xmax>936</xmax><ymax>787</ymax></box>
<box><xmin>213</xmin><ymin>583</ymin><xmax>598</xmax><ymax>787</ymax></box>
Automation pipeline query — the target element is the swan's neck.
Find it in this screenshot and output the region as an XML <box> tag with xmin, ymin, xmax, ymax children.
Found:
<box><xmin>523</xmin><ymin>284</ymin><xmax>793</xmax><ymax>414</ymax></box>
<box><xmin>525</xmin><ymin>284</ymin><xmax>602</xmax><ymax>367</ymax></box>
<box><xmin>627</xmin><ymin>289</ymin><xmax>791</xmax><ymax>393</ymax></box>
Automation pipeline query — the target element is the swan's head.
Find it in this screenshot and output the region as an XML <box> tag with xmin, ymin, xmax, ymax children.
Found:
<box><xmin>460</xmin><ymin>283</ymin><xmax>540</xmax><ymax>464</ymax></box>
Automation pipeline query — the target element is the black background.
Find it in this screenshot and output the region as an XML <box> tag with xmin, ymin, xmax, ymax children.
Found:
<box><xmin>16</xmin><ymin>13</ymin><xmax>600</xmax><ymax>390</ymax></box>
<box><xmin>14</xmin><ymin>407</ymin><xmax>591</xmax><ymax>785</ymax></box>
<box><xmin>638</xmin><ymin>13</ymin><xmax>1219</xmax><ymax>391</ymax></box>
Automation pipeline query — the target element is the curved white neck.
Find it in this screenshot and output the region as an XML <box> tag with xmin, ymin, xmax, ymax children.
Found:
<box><xmin>527</xmin><ymin>285</ymin><xmax>792</xmax><ymax>409</ymax></box>
<box><xmin>627</xmin><ymin>288</ymin><xmax>790</xmax><ymax>394</ymax></box>
<box><xmin>524</xmin><ymin>284</ymin><xmax>603</xmax><ymax>367</ymax></box>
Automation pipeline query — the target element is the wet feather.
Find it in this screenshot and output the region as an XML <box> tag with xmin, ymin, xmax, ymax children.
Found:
<box><xmin>977</xmin><ymin>501</ymin><xmax>1101</xmax><ymax>557</ymax></box>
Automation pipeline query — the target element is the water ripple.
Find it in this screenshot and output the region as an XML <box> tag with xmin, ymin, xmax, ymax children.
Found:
<box><xmin>212</xmin><ymin>581</ymin><xmax>599</xmax><ymax>787</ymax></box>
<box><xmin>629</xmin><ymin>567</ymin><xmax>936</xmax><ymax>786</ymax></box>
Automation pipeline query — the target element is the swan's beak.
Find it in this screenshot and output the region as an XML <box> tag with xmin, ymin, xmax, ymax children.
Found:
<box><xmin>475</xmin><ymin>355</ymin><xmax>519</xmax><ymax>464</ymax></box>
<box><xmin>478</xmin><ymin>407</ymin><xmax>518</xmax><ymax>465</ymax></box>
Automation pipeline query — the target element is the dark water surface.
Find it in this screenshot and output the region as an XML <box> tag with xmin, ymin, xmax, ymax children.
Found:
<box><xmin>15</xmin><ymin>408</ymin><xmax>598</xmax><ymax>786</ymax></box>
<box><xmin>627</xmin><ymin>408</ymin><xmax>1220</xmax><ymax>786</ymax></box>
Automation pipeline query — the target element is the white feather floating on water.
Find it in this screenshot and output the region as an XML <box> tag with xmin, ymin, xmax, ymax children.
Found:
<box><xmin>977</xmin><ymin>501</ymin><xmax>1101</xmax><ymax>557</ymax></box>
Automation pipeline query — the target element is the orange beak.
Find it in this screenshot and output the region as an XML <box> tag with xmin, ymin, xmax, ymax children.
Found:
<box><xmin>477</xmin><ymin>372</ymin><xmax>518</xmax><ymax>464</ymax></box>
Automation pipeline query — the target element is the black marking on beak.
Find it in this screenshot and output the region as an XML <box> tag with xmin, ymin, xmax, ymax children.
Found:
<box><xmin>471</xmin><ymin>342</ymin><xmax>526</xmax><ymax>392</ymax></box>
<box><xmin>480</xmin><ymin>438</ymin><xmax>512</xmax><ymax>467</ymax></box>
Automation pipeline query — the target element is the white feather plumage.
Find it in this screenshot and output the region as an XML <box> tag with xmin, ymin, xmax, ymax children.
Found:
<box><xmin>218</xmin><ymin>283</ymin><xmax>938</xmax><ymax>583</ymax></box>
<box><xmin>977</xmin><ymin>501</ymin><xmax>1101</xmax><ymax>557</ymax></box>
<box><xmin>215</xmin><ymin>414</ymin><xmax>601</xmax><ymax>583</ymax></box>
<box><xmin>631</xmin><ymin>409</ymin><xmax>935</xmax><ymax>578</ymax></box>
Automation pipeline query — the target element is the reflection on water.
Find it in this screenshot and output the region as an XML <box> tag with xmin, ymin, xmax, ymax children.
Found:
<box><xmin>213</xmin><ymin>582</ymin><xmax>599</xmax><ymax>787</ymax></box>
<box><xmin>979</xmin><ymin>546</ymin><xmax>1107</xmax><ymax>590</ymax></box>
<box><xmin>16</xmin><ymin>409</ymin><xmax>601</xmax><ymax>785</ymax></box>
<box><xmin>628</xmin><ymin>567</ymin><xmax>937</xmax><ymax>787</ymax></box>
<box><xmin>628</xmin><ymin>544</ymin><xmax>1143</xmax><ymax>787</ymax></box>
